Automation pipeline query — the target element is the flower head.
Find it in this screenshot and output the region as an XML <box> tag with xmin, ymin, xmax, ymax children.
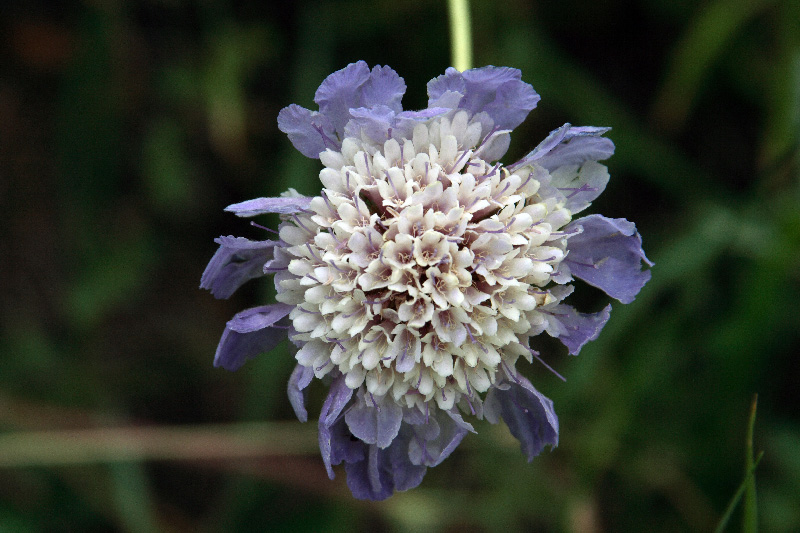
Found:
<box><xmin>201</xmin><ymin>61</ymin><xmax>652</xmax><ymax>500</ymax></box>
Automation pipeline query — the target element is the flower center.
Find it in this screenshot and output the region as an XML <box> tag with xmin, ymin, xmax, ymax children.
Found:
<box><xmin>278</xmin><ymin>111</ymin><xmax>573</xmax><ymax>411</ymax></box>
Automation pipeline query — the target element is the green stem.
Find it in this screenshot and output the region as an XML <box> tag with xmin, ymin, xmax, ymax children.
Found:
<box><xmin>448</xmin><ymin>0</ymin><xmax>473</xmax><ymax>71</ymax></box>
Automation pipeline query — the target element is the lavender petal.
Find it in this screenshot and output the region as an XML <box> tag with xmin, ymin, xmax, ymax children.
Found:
<box><xmin>549</xmin><ymin>160</ymin><xmax>610</xmax><ymax>214</ymax></box>
<box><xmin>277</xmin><ymin>104</ymin><xmax>339</xmax><ymax>158</ymax></box>
<box><xmin>345</xmin><ymin>393</ymin><xmax>403</xmax><ymax>449</ymax></box>
<box><xmin>200</xmin><ymin>236</ymin><xmax>277</xmax><ymax>299</ymax></box>
<box><xmin>225</xmin><ymin>196</ymin><xmax>313</xmax><ymax>217</ymax></box>
<box><xmin>318</xmin><ymin>375</ymin><xmax>355</xmax><ymax>479</ymax></box>
<box><xmin>510</xmin><ymin>124</ymin><xmax>613</xmax><ymax>171</ymax></box>
<box><xmin>213</xmin><ymin>304</ymin><xmax>292</xmax><ymax>370</ymax></box>
<box><xmin>344</xmin><ymin>428</ymin><xmax>427</xmax><ymax>500</ymax></box>
<box><xmin>427</xmin><ymin>66</ymin><xmax>539</xmax><ymax>130</ymax></box>
<box><xmin>361</xmin><ymin>64</ymin><xmax>406</xmax><ymax>112</ymax></box>
<box><xmin>412</xmin><ymin>408</ymin><xmax>472</xmax><ymax>467</ymax></box>
<box><xmin>546</xmin><ymin>303</ymin><xmax>612</xmax><ymax>355</ymax></box>
<box><xmin>427</xmin><ymin>67</ymin><xmax>466</xmax><ymax>106</ymax></box>
<box><xmin>565</xmin><ymin>214</ymin><xmax>653</xmax><ymax>304</ymax></box>
<box><xmin>314</xmin><ymin>61</ymin><xmax>372</xmax><ymax>136</ymax></box>
<box><xmin>287</xmin><ymin>363</ymin><xmax>314</xmax><ymax>422</ymax></box>
<box><xmin>343</xmin><ymin>105</ymin><xmax>396</xmax><ymax>145</ymax></box>
<box><xmin>484</xmin><ymin>376</ymin><xmax>559</xmax><ymax>461</ymax></box>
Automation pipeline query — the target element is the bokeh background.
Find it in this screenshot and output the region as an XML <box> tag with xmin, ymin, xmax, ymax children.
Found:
<box><xmin>2</xmin><ymin>0</ymin><xmax>799</xmax><ymax>531</ymax></box>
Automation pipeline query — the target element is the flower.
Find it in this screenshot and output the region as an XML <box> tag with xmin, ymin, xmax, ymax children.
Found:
<box><xmin>201</xmin><ymin>61</ymin><xmax>652</xmax><ymax>500</ymax></box>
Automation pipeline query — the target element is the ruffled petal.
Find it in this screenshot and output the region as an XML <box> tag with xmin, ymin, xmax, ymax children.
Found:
<box><xmin>427</xmin><ymin>66</ymin><xmax>539</xmax><ymax>130</ymax></box>
<box><xmin>427</xmin><ymin>67</ymin><xmax>466</xmax><ymax>106</ymax></box>
<box><xmin>213</xmin><ymin>304</ymin><xmax>292</xmax><ymax>370</ymax></box>
<box><xmin>548</xmin><ymin>160</ymin><xmax>610</xmax><ymax>214</ymax></box>
<box><xmin>344</xmin><ymin>391</ymin><xmax>403</xmax><ymax>449</ymax></box>
<box><xmin>318</xmin><ymin>374</ymin><xmax>355</xmax><ymax>478</ymax></box>
<box><xmin>511</xmin><ymin>124</ymin><xmax>614</xmax><ymax>171</ymax></box>
<box><xmin>225</xmin><ymin>196</ymin><xmax>313</xmax><ymax>217</ymax></box>
<box><xmin>277</xmin><ymin>104</ymin><xmax>339</xmax><ymax>158</ymax></box>
<box><xmin>390</xmin><ymin>108</ymin><xmax>450</xmax><ymax>140</ymax></box>
<box><xmin>328</xmin><ymin>415</ymin><xmax>367</xmax><ymax>466</ymax></box>
<box><xmin>468</xmin><ymin>70</ymin><xmax>540</xmax><ymax>130</ymax></box>
<box><xmin>200</xmin><ymin>236</ymin><xmax>277</xmax><ymax>299</ymax></box>
<box><xmin>361</xmin><ymin>64</ymin><xmax>406</xmax><ymax>112</ymax></box>
<box><xmin>545</xmin><ymin>303</ymin><xmax>611</xmax><ymax>355</ymax></box>
<box><xmin>460</xmin><ymin>66</ymin><xmax>539</xmax><ymax>129</ymax></box>
<box><xmin>343</xmin><ymin>105</ymin><xmax>397</xmax><ymax>145</ymax></box>
<box><xmin>344</xmin><ymin>429</ymin><xmax>427</xmax><ymax>501</ymax></box>
<box><xmin>408</xmin><ymin>408</ymin><xmax>472</xmax><ymax>467</ymax></box>
<box><xmin>565</xmin><ymin>214</ymin><xmax>653</xmax><ymax>303</ymax></box>
<box><xmin>484</xmin><ymin>376</ymin><xmax>559</xmax><ymax>461</ymax></box>
<box><xmin>344</xmin><ymin>444</ymin><xmax>395</xmax><ymax>501</ymax></box>
<box><xmin>287</xmin><ymin>363</ymin><xmax>314</xmax><ymax>422</ymax></box>
<box><xmin>314</xmin><ymin>61</ymin><xmax>372</xmax><ymax>136</ymax></box>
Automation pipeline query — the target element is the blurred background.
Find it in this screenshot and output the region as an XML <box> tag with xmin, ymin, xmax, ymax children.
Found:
<box><xmin>1</xmin><ymin>0</ymin><xmax>799</xmax><ymax>531</ymax></box>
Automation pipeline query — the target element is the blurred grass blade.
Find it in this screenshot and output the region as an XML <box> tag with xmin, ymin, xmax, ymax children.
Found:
<box><xmin>713</xmin><ymin>396</ymin><xmax>762</xmax><ymax>533</ymax></box>
<box><xmin>109</xmin><ymin>462</ymin><xmax>159</xmax><ymax>533</ymax></box>
<box><xmin>0</xmin><ymin>422</ymin><xmax>318</xmax><ymax>467</ymax></box>
<box><xmin>758</xmin><ymin>1</ymin><xmax>800</xmax><ymax>170</ymax></box>
<box><xmin>743</xmin><ymin>395</ymin><xmax>759</xmax><ymax>532</ymax></box>
<box><xmin>651</xmin><ymin>0</ymin><xmax>775</xmax><ymax>132</ymax></box>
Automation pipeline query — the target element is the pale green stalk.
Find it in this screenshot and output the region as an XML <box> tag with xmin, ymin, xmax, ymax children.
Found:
<box><xmin>448</xmin><ymin>0</ymin><xmax>473</xmax><ymax>71</ymax></box>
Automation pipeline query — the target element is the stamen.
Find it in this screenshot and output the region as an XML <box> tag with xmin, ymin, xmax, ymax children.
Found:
<box><xmin>465</xmin><ymin>395</ymin><xmax>476</xmax><ymax>415</ymax></box>
<box><xmin>501</xmin><ymin>359</ymin><xmax>521</xmax><ymax>384</ymax></box>
<box><xmin>327</xmin><ymin>260</ymin><xmax>347</xmax><ymax>273</ymax></box>
<box><xmin>529</xmin><ymin>348</ymin><xmax>567</xmax><ymax>382</ymax></box>
<box><xmin>291</xmin><ymin>214</ymin><xmax>314</xmax><ymax>235</ymax></box>
<box><xmin>559</xmin><ymin>183</ymin><xmax>599</xmax><ymax>199</ymax></box>
<box><xmin>565</xmin><ymin>259</ymin><xmax>598</xmax><ymax>269</ymax></box>
<box><xmin>325</xmin><ymin>337</ymin><xmax>346</xmax><ymax>350</ymax></box>
<box><xmin>250</xmin><ymin>221</ymin><xmax>279</xmax><ymax>235</ymax></box>
<box><xmin>363</xmin><ymin>152</ymin><xmax>373</xmax><ymax>182</ymax></box>
<box><xmin>313</xmin><ymin>124</ymin><xmax>339</xmax><ymax>150</ymax></box>
<box><xmin>475</xmin><ymin>125</ymin><xmax>501</xmax><ymax>152</ymax></box>
<box><xmin>306</xmin><ymin>243</ymin><xmax>323</xmax><ymax>262</ymax></box>
<box><xmin>369</xmin><ymin>392</ymin><xmax>380</xmax><ymax>410</ymax></box>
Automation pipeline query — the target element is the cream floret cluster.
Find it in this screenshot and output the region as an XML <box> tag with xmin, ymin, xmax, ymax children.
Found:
<box><xmin>280</xmin><ymin>110</ymin><xmax>570</xmax><ymax>411</ymax></box>
<box><xmin>201</xmin><ymin>62</ymin><xmax>652</xmax><ymax>500</ymax></box>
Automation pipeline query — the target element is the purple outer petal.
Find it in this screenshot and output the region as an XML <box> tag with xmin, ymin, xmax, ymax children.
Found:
<box><xmin>427</xmin><ymin>67</ymin><xmax>466</xmax><ymax>104</ymax></box>
<box><xmin>546</xmin><ymin>303</ymin><xmax>612</xmax><ymax>355</ymax></box>
<box><xmin>427</xmin><ymin>66</ymin><xmax>539</xmax><ymax>130</ymax></box>
<box><xmin>225</xmin><ymin>196</ymin><xmax>313</xmax><ymax>217</ymax></box>
<box><xmin>343</xmin><ymin>105</ymin><xmax>397</xmax><ymax>145</ymax></box>
<box><xmin>329</xmin><ymin>416</ymin><xmax>367</xmax><ymax>465</ymax></box>
<box><xmin>345</xmin><ymin>393</ymin><xmax>403</xmax><ymax>449</ymax></box>
<box><xmin>408</xmin><ymin>408</ymin><xmax>472</xmax><ymax>467</ymax></box>
<box><xmin>277</xmin><ymin>104</ymin><xmax>339</xmax><ymax>158</ymax></box>
<box><xmin>200</xmin><ymin>236</ymin><xmax>277</xmax><ymax>299</ymax></box>
<box><xmin>287</xmin><ymin>363</ymin><xmax>314</xmax><ymax>422</ymax></box>
<box><xmin>484</xmin><ymin>376</ymin><xmax>559</xmax><ymax>461</ymax></box>
<box><xmin>344</xmin><ymin>428</ymin><xmax>428</xmax><ymax>500</ymax></box>
<box><xmin>565</xmin><ymin>214</ymin><xmax>653</xmax><ymax>304</ymax></box>
<box><xmin>213</xmin><ymin>304</ymin><xmax>292</xmax><ymax>370</ymax></box>
<box><xmin>360</xmin><ymin>65</ymin><xmax>406</xmax><ymax>112</ymax></box>
<box><xmin>314</xmin><ymin>61</ymin><xmax>372</xmax><ymax>136</ymax></box>
<box><xmin>318</xmin><ymin>375</ymin><xmax>355</xmax><ymax>479</ymax></box>
<box><xmin>510</xmin><ymin>124</ymin><xmax>614</xmax><ymax>171</ymax></box>
<box><xmin>389</xmin><ymin>108</ymin><xmax>450</xmax><ymax>140</ymax></box>
<box><xmin>550</xmin><ymin>161</ymin><xmax>610</xmax><ymax>214</ymax></box>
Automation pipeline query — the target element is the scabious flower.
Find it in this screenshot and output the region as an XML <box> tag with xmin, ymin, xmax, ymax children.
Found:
<box><xmin>201</xmin><ymin>61</ymin><xmax>652</xmax><ymax>500</ymax></box>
